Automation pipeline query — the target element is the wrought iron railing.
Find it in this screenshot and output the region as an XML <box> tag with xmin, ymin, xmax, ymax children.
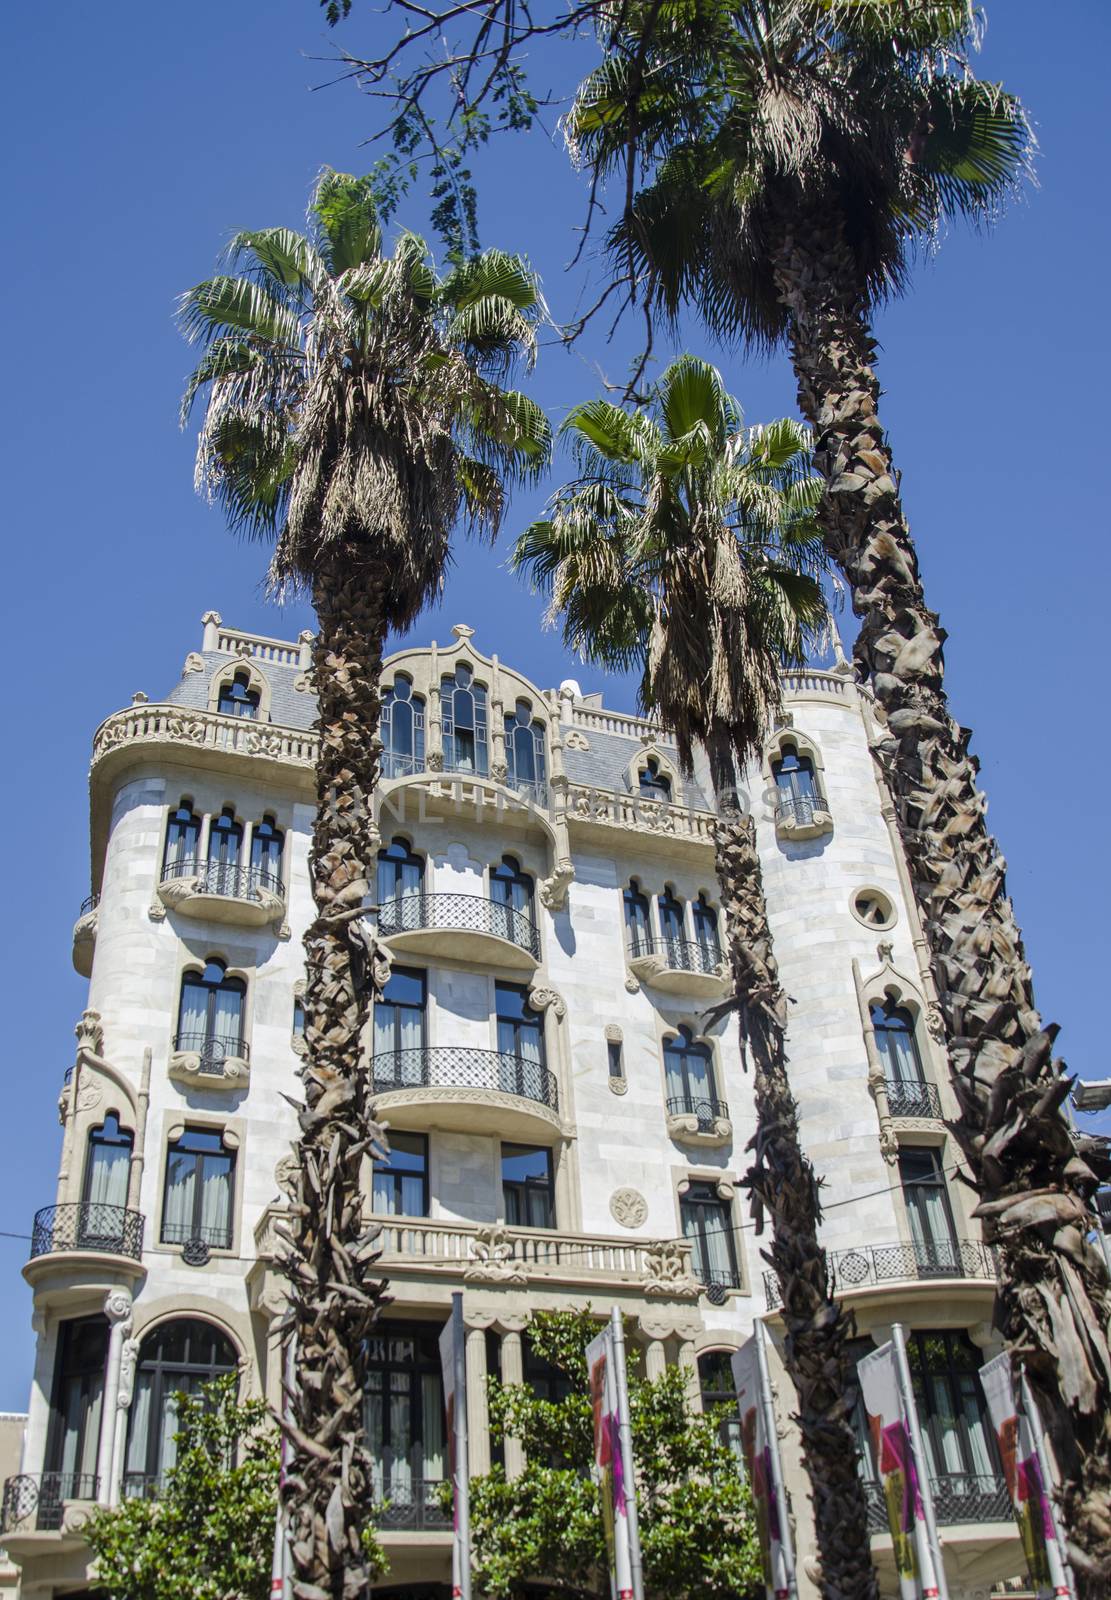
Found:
<box><xmin>373</xmin><ymin>1477</ymin><xmax>452</xmax><ymax>1530</ymax></box>
<box><xmin>774</xmin><ymin>787</ymin><xmax>830</xmax><ymax>828</ymax></box>
<box><xmin>629</xmin><ymin>936</ymin><xmax>723</xmax><ymax>975</ymax></box>
<box><xmin>161</xmin><ymin>857</ymin><xmax>284</xmax><ymax>899</ymax></box>
<box><xmin>30</xmin><ymin>1202</ymin><xmax>144</xmax><ymax>1261</ymax></box>
<box><xmin>122</xmin><ymin>1471</ymin><xmax>163</xmax><ymax>1501</ymax></box>
<box><xmin>764</xmin><ymin>1238</ymin><xmax>996</xmax><ymax>1308</ymax></box>
<box><xmin>692</xmin><ymin>1263</ymin><xmax>741</xmax><ymax>1305</ymax></box>
<box><xmin>884</xmin><ymin>1078</ymin><xmax>943</xmax><ymax>1120</ymax></box>
<box><xmin>172</xmin><ymin>1030</ymin><xmax>249</xmax><ymax>1069</ymax></box>
<box><xmin>1</xmin><ymin>1471</ymin><xmax>100</xmax><ymax>1532</ymax></box>
<box><xmin>379</xmin><ymin>892</ymin><xmax>540</xmax><ymax>958</ymax></box>
<box><xmin>666</xmin><ymin>1095</ymin><xmax>730</xmax><ymax>1131</ymax></box>
<box><xmin>78</xmin><ymin>893</ymin><xmax>99</xmax><ymax>917</ymax></box>
<box><xmin>372</xmin><ymin>1046</ymin><xmax>558</xmax><ymax>1113</ymax></box>
<box><xmin>862</xmin><ymin>1471</ymin><xmax>1011</xmax><ymax>1533</ymax></box>
<box><xmin>160</xmin><ymin>1219</ymin><xmax>233</xmax><ymax>1251</ymax></box>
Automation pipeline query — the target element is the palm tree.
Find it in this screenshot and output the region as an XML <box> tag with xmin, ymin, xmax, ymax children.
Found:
<box><xmin>514</xmin><ymin>354</ymin><xmax>881</xmax><ymax>1599</ymax></box>
<box><xmin>180</xmin><ymin>169</ymin><xmax>549</xmax><ymax>1600</ymax></box>
<box><xmin>567</xmin><ymin>5</ymin><xmax>1111</xmax><ymax>1580</ymax></box>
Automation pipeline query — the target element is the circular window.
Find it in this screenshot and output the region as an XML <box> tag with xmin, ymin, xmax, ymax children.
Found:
<box><xmin>851</xmin><ymin>888</ymin><xmax>896</xmax><ymax>930</ymax></box>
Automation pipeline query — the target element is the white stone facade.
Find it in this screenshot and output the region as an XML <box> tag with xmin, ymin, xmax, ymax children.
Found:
<box><xmin>5</xmin><ymin>615</ymin><xmax>1027</xmax><ymax>1599</ymax></box>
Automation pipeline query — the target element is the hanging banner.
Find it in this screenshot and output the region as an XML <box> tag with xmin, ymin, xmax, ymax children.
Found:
<box><xmin>857</xmin><ymin>1342</ymin><xmax>931</xmax><ymax>1600</ymax></box>
<box><xmin>731</xmin><ymin>1339</ymin><xmax>794</xmax><ymax>1600</ymax></box>
<box><xmin>979</xmin><ymin>1355</ymin><xmax>1072</xmax><ymax>1599</ymax></box>
<box><xmin>586</xmin><ymin>1325</ymin><xmax>634</xmax><ymax>1600</ymax></box>
<box><xmin>439</xmin><ymin>1295</ymin><xmax>471</xmax><ymax>1600</ymax></box>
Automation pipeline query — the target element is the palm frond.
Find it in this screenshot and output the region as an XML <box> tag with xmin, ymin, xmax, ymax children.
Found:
<box><xmin>178</xmin><ymin>276</ymin><xmax>302</xmax><ymax>350</ymax></box>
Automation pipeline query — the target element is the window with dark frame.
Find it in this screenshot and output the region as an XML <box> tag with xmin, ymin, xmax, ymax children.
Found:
<box><xmin>692</xmin><ymin>893</ymin><xmax>722</xmax><ymax>961</ymax></box>
<box><xmin>490</xmin><ymin>856</ymin><xmax>535</xmax><ymax>942</ymax></box>
<box><xmin>441</xmin><ymin>662</ymin><xmax>488</xmax><ymax>776</ymax></box>
<box><xmin>495</xmin><ymin>983</ymin><xmax>547</xmax><ymax>1101</ymax></box>
<box><xmin>372</xmin><ymin>966</ymin><xmax>427</xmax><ymax>1086</ymax></box>
<box><xmin>376</xmin><ymin>837</ymin><xmax>424</xmax><ymax>908</ymax></box>
<box><xmin>638</xmin><ymin>757</ymin><xmax>671</xmax><ymax>800</ymax></box>
<box><xmin>501</xmin><ymin>1143</ymin><xmax>554</xmax><ymax>1229</ymax></box>
<box><xmin>904</xmin><ymin>1329</ymin><xmax>1000</xmax><ymax>1485</ymax></box>
<box><xmin>698</xmin><ymin>1350</ymin><xmax>743</xmax><ymax>1459</ymax></box>
<box><xmin>664</xmin><ymin>1027</ymin><xmax>717</xmax><ymax>1113</ymax></box>
<box><xmin>504</xmin><ymin>700</ymin><xmax>547</xmax><ymax>799</ymax></box>
<box><xmin>250</xmin><ymin>815</ymin><xmax>284</xmax><ymax>887</ymax></box>
<box><xmin>623</xmin><ymin>879</ymin><xmax>652</xmax><ymax>957</ymax></box>
<box><xmin>381</xmin><ymin>675</ymin><xmax>426</xmax><ymax>778</ymax></box>
<box><xmin>772</xmin><ymin>742</ymin><xmax>817</xmax><ymax>801</ymax></box>
<box><xmin>680</xmin><ymin>1180</ymin><xmax>739</xmax><ymax>1291</ymax></box>
<box><xmin>292</xmin><ymin>996</ymin><xmax>306</xmax><ymax>1044</ymax></box>
<box><xmin>123</xmin><ymin>1319</ymin><xmax>237</xmax><ymax>1496</ymax></box>
<box><xmin>82</xmin><ymin>1114</ymin><xmax>133</xmax><ymax>1212</ymax></box>
<box><xmin>364</xmin><ymin>1323</ymin><xmax>446</xmax><ymax>1517</ymax></box>
<box><xmin>160</xmin><ymin>1127</ymin><xmax>236</xmax><ymax>1250</ymax></box>
<box><xmin>175</xmin><ymin>958</ymin><xmax>245</xmax><ymax>1066</ymax></box>
<box><xmin>607</xmin><ymin>1040</ymin><xmax>624</xmax><ymax>1080</ymax></box>
<box><xmin>43</xmin><ymin>1316</ymin><xmax>109</xmax><ymax>1520</ymax></box>
<box><xmin>371</xmin><ymin>1132</ymin><xmax>429</xmax><ymax>1218</ymax></box>
<box><xmin>899</xmin><ymin>1146</ymin><xmax>959</xmax><ymax>1273</ymax></box>
<box><xmin>162</xmin><ymin>801</ymin><xmax>200</xmax><ymax>874</ymax></box>
<box><xmin>871</xmin><ymin>996</ymin><xmax>926</xmax><ymax>1085</ymax></box>
<box><xmin>217</xmin><ymin>670</ymin><xmax>259</xmax><ymax>719</ymax></box>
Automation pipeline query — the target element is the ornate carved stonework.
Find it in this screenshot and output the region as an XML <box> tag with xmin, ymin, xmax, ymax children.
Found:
<box><xmin>464</xmin><ymin>1224</ymin><xmax>527</xmax><ymax>1284</ymax></box>
<box><xmin>169</xmin><ymin>1052</ymin><xmax>250</xmax><ymax>1088</ymax></box>
<box><xmin>624</xmin><ymin>975</ymin><xmax>640</xmax><ymax>994</ymax></box>
<box><xmin>603</xmin><ymin>1024</ymin><xmax>623</xmax><ymax>1043</ymax></box>
<box><xmin>293</xmin><ymin>672</ymin><xmax>310</xmax><ymax>693</ymax></box>
<box><xmin>666</xmin><ymin>1110</ymin><xmax>733</xmax><ymax>1148</ymax></box>
<box><xmin>118</xmin><ymin>1336</ymin><xmax>140</xmax><ymax>1411</ymax></box>
<box><xmin>183</xmin><ymin>652</ymin><xmax>205</xmax><ymax>674</ymax></box>
<box><xmin>609</xmin><ymin>1188</ymin><xmax>648</xmax><ymax>1229</ymax></box>
<box><xmin>104</xmin><ymin>1289</ymin><xmax>133</xmax><ymax>1325</ymax></box>
<box><xmin>527</xmin><ymin>984</ymin><xmax>566</xmax><ymax>1020</ymax></box>
<box><xmin>76</xmin><ymin>1080</ymin><xmax>103</xmax><ymax>1112</ymax></box>
<box><xmin>608</xmin><ymin>1076</ymin><xmax>628</xmax><ymax>1095</ymax></box>
<box><xmin>539</xmin><ymin>859</ymin><xmax>575</xmax><ymax>912</ymax></box>
<box><xmin>275</xmin><ymin>1154</ymin><xmax>300</xmax><ymax>1197</ymax></box>
<box><xmin>372</xmin><ymin>1083</ymin><xmax>561</xmax><ymax>1129</ymax></box>
<box><xmin>75</xmin><ymin>1009</ymin><xmax>104</xmax><ymax>1057</ymax></box>
<box><xmin>564</xmin><ymin>729</ymin><xmax>590</xmax><ymax>751</ymax></box>
<box><xmin>643</xmin><ymin>1240</ymin><xmax>701</xmax><ymax>1300</ymax></box>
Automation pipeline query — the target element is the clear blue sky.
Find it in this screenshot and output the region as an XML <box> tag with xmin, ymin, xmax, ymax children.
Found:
<box><xmin>0</xmin><ymin>1</ymin><xmax>1107</xmax><ymax>1409</ymax></box>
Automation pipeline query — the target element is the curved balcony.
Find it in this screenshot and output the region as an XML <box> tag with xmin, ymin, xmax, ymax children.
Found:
<box><xmin>72</xmin><ymin>894</ymin><xmax>99</xmax><ymax>978</ymax></box>
<box><xmin>169</xmin><ymin>1030</ymin><xmax>250</xmax><ymax>1088</ymax></box>
<box><xmin>863</xmin><ymin>1472</ymin><xmax>1010</xmax><ymax>1535</ymax></box>
<box><xmin>763</xmin><ymin>1238</ymin><xmax>996</xmax><ymax>1310</ymax></box>
<box><xmin>666</xmin><ymin>1094</ymin><xmax>732</xmax><ymax>1148</ymax></box>
<box><xmin>774</xmin><ymin>786</ymin><xmax>833</xmax><ymax>842</ymax></box>
<box><xmin>379</xmin><ymin>892</ymin><xmax>540</xmax><ymax>971</ymax></box>
<box><xmin>371</xmin><ymin>1046</ymin><xmax>560</xmax><ymax>1138</ymax></box>
<box><xmin>885</xmin><ymin>1078</ymin><xmax>943</xmax><ymax>1120</ymax></box>
<box><xmin>627</xmin><ymin>937</ymin><xmax>728</xmax><ymax>998</ymax></box>
<box><xmin>156</xmin><ymin>858</ymin><xmax>285</xmax><ymax>928</ymax></box>
<box><xmin>2</xmin><ymin>1471</ymin><xmax>100</xmax><ymax>1534</ymax></box>
<box><xmin>24</xmin><ymin>1202</ymin><xmax>146</xmax><ymax>1304</ymax></box>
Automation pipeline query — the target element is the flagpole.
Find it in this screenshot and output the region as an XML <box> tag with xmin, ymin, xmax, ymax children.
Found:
<box><xmin>1019</xmin><ymin>1375</ymin><xmax>1076</xmax><ymax>1600</ymax></box>
<box><xmin>891</xmin><ymin>1323</ymin><xmax>949</xmax><ymax>1600</ymax></box>
<box><xmin>271</xmin><ymin>1335</ymin><xmax>295</xmax><ymax>1600</ymax></box>
<box><xmin>452</xmin><ymin>1292</ymin><xmax>472</xmax><ymax>1600</ymax></box>
<box><xmin>609</xmin><ymin>1306</ymin><xmax>644</xmax><ymax>1600</ymax></box>
<box><xmin>755</xmin><ymin>1322</ymin><xmax>798</xmax><ymax>1600</ymax></box>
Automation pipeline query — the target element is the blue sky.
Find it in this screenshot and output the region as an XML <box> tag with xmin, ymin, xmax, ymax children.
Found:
<box><xmin>0</xmin><ymin>1</ymin><xmax>1107</xmax><ymax>1408</ymax></box>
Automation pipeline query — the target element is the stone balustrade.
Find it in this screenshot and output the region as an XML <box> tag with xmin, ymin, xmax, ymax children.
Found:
<box><xmin>564</xmin><ymin>783</ymin><xmax>717</xmax><ymax>844</ymax></box>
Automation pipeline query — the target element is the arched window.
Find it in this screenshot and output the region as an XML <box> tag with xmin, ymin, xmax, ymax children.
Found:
<box><xmin>216</xmin><ymin>670</ymin><xmax>259</xmax><ymax>719</ymax></box>
<box><xmin>698</xmin><ymin>1351</ymin><xmax>743</xmax><ymax>1458</ymax></box>
<box><xmin>163</xmin><ymin>800</ymin><xmax>200</xmax><ymax>876</ymax></box>
<box><xmin>692</xmin><ymin>894</ymin><xmax>721</xmax><ymax>963</ymax></box>
<box><xmin>206</xmin><ymin>806</ymin><xmax>243</xmax><ymax>895</ymax></box>
<box><xmin>123</xmin><ymin>1319</ymin><xmax>237</xmax><ymax>1495</ymax></box>
<box><xmin>504</xmin><ymin>700</ymin><xmax>547</xmax><ymax>800</ymax></box>
<box><xmin>82</xmin><ymin>1114</ymin><xmax>133</xmax><ymax>1211</ymax></box>
<box><xmin>638</xmin><ymin>757</ymin><xmax>671</xmax><ymax>801</ymax></box>
<box><xmin>176</xmin><ymin>959</ymin><xmax>245</xmax><ymax>1068</ymax></box>
<box><xmin>657</xmin><ymin>887</ymin><xmax>686</xmax><ymax>956</ymax></box>
<box><xmin>365</xmin><ymin>1323</ymin><xmax>445</xmax><ymax>1511</ymax></box>
<box><xmin>664</xmin><ymin>1026</ymin><xmax>717</xmax><ymax>1112</ymax></box>
<box><xmin>161</xmin><ymin>1129</ymin><xmax>236</xmax><ymax>1250</ymax></box>
<box><xmin>772</xmin><ymin>742</ymin><xmax>816</xmax><ymax>801</ymax></box>
<box><xmin>623</xmin><ymin>879</ymin><xmax>651</xmax><ymax>957</ymax></box>
<box><xmin>871</xmin><ymin>996</ymin><xmax>925</xmax><ymax>1085</ymax></box>
<box><xmin>381</xmin><ymin>675</ymin><xmax>425</xmax><ymax>778</ymax></box>
<box><xmin>441</xmin><ymin>663</ymin><xmax>488</xmax><ymax>776</ymax></box>
<box><xmin>249</xmin><ymin>815</ymin><xmax>284</xmax><ymax>889</ymax></box>
<box><xmin>490</xmin><ymin>855</ymin><xmax>534</xmax><ymax>943</ymax></box>
<box><xmin>376</xmin><ymin>837</ymin><xmax>424</xmax><ymax>909</ymax></box>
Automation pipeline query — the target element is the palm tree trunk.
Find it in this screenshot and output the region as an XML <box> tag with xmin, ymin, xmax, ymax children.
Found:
<box><xmin>708</xmin><ymin>740</ymin><xmax>879</xmax><ymax>1600</ymax></box>
<box><xmin>771</xmin><ymin>215</ymin><xmax>1111</xmax><ymax>1589</ymax></box>
<box><xmin>281</xmin><ymin>545</ymin><xmax>391</xmax><ymax>1600</ymax></box>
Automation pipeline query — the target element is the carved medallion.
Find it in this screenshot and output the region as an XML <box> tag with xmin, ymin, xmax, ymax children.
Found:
<box><xmin>609</xmin><ymin>1188</ymin><xmax>648</xmax><ymax>1229</ymax></box>
<box><xmin>564</xmin><ymin>730</ymin><xmax>590</xmax><ymax>751</ymax></box>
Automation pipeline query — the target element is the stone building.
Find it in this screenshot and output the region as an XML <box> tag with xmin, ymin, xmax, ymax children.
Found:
<box><xmin>4</xmin><ymin>612</ymin><xmax>1028</xmax><ymax>1599</ymax></box>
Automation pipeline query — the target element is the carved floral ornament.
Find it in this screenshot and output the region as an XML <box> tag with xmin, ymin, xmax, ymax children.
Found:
<box><xmin>564</xmin><ymin>729</ymin><xmax>590</xmax><ymax>751</ymax></box>
<box><xmin>527</xmin><ymin>984</ymin><xmax>566</xmax><ymax>1020</ymax></box>
<box><xmin>609</xmin><ymin>1188</ymin><xmax>648</xmax><ymax>1229</ymax></box>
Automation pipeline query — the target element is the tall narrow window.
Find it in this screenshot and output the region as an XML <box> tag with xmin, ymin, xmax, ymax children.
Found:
<box><xmin>44</xmin><ymin>1316</ymin><xmax>108</xmax><ymax>1522</ymax></box>
<box><xmin>495</xmin><ymin>982</ymin><xmax>547</xmax><ymax>1101</ymax></box>
<box><xmin>364</xmin><ymin>1324</ymin><xmax>446</xmax><ymax>1518</ymax></box>
<box><xmin>82</xmin><ymin>1114</ymin><xmax>133</xmax><ymax>1210</ymax></box>
<box><xmin>176</xmin><ymin>959</ymin><xmax>245</xmax><ymax>1068</ymax></box>
<box><xmin>638</xmin><ymin>757</ymin><xmax>671</xmax><ymax>801</ymax></box>
<box><xmin>161</xmin><ymin>1128</ymin><xmax>236</xmax><ymax>1249</ymax></box>
<box><xmin>680</xmin><ymin>1181</ymin><xmax>739</xmax><ymax>1292</ymax></box>
<box><xmin>381</xmin><ymin>676</ymin><xmax>425</xmax><ymax>778</ymax></box>
<box><xmin>692</xmin><ymin>894</ymin><xmax>722</xmax><ymax>963</ymax></box>
<box><xmin>623</xmin><ymin>880</ymin><xmax>652</xmax><ymax>957</ymax></box>
<box><xmin>371</xmin><ymin>1132</ymin><xmax>429</xmax><ymax>1218</ymax></box>
<box><xmin>292</xmin><ymin>996</ymin><xmax>306</xmax><ymax>1045</ymax></box>
<box><xmin>899</xmin><ymin>1148</ymin><xmax>959</xmax><ymax>1274</ymax></box>
<box><xmin>249</xmin><ymin>815</ymin><xmax>284</xmax><ymax>889</ymax></box>
<box><xmin>124</xmin><ymin>1320</ymin><xmax>237</xmax><ymax>1497</ymax></box>
<box><xmin>904</xmin><ymin>1330</ymin><xmax>999</xmax><ymax>1490</ymax></box>
<box><xmin>490</xmin><ymin>855</ymin><xmax>534</xmax><ymax>945</ymax></box>
<box><xmin>372</xmin><ymin>967</ymin><xmax>427</xmax><ymax>1085</ymax></box>
<box><xmin>698</xmin><ymin>1351</ymin><xmax>743</xmax><ymax>1459</ymax></box>
<box><xmin>772</xmin><ymin>743</ymin><xmax>816</xmax><ymax>802</ymax></box>
<box><xmin>872</xmin><ymin>997</ymin><xmax>925</xmax><ymax>1085</ymax></box>
<box><xmin>664</xmin><ymin>1027</ymin><xmax>717</xmax><ymax>1115</ymax></box>
<box><xmin>657</xmin><ymin>888</ymin><xmax>686</xmax><ymax>964</ymax></box>
<box><xmin>217</xmin><ymin>670</ymin><xmax>259</xmax><ymax>719</ymax></box>
<box><xmin>206</xmin><ymin>806</ymin><xmax>243</xmax><ymax>895</ymax></box>
<box><xmin>607</xmin><ymin>1040</ymin><xmax>624</xmax><ymax>1080</ymax></box>
<box><xmin>501</xmin><ymin>1143</ymin><xmax>554</xmax><ymax>1228</ymax></box>
<box><xmin>504</xmin><ymin>700</ymin><xmax>547</xmax><ymax>801</ymax></box>
<box><xmin>376</xmin><ymin>838</ymin><xmax>424</xmax><ymax>911</ymax></box>
<box><xmin>162</xmin><ymin>801</ymin><xmax>200</xmax><ymax>875</ymax></box>
<box><xmin>441</xmin><ymin>663</ymin><xmax>488</xmax><ymax>776</ymax></box>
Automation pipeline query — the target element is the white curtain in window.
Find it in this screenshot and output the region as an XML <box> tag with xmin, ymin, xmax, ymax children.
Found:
<box><xmin>200</xmin><ymin>1159</ymin><xmax>232</xmax><ymax>1242</ymax></box>
<box><xmin>366</xmin><ymin>1381</ymin><xmax>384</xmax><ymax>1500</ymax></box>
<box><xmin>163</xmin><ymin>1154</ymin><xmax>195</xmax><ymax>1238</ymax></box>
<box><xmin>925</xmin><ymin>1376</ymin><xmax>964</xmax><ymax>1475</ymax></box>
<box><xmin>883</xmin><ymin>1028</ymin><xmax>920</xmax><ymax>1084</ymax></box>
<box><xmin>58</xmin><ymin>1376</ymin><xmax>102</xmax><ymax>1480</ymax></box>
<box><xmin>125</xmin><ymin>1372</ymin><xmax>154</xmax><ymax>1479</ymax></box>
<box><xmin>960</xmin><ymin>1380</ymin><xmax>994</xmax><ymax>1475</ymax></box>
<box><xmin>907</xmin><ymin>1187</ymin><xmax>955</xmax><ymax>1266</ymax></box>
<box><xmin>86</xmin><ymin>1143</ymin><xmax>130</xmax><ymax>1208</ymax></box>
<box><xmin>212</xmin><ymin>986</ymin><xmax>242</xmax><ymax>1050</ymax></box>
<box><xmin>388</xmin><ymin>1373</ymin><xmax>412</xmax><ymax>1500</ymax></box>
<box><xmin>421</xmin><ymin>1374</ymin><xmax>445</xmax><ymax>1483</ymax></box>
<box><xmin>178</xmin><ymin>982</ymin><xmax>207</xmax><ymax>1042</ymax></box>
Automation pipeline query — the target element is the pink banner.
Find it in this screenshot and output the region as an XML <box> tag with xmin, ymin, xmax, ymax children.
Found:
<box><xmin>586</xmin><ymin>1326</ymin><xmax>633</xmax><ymax>1600</ymax></box>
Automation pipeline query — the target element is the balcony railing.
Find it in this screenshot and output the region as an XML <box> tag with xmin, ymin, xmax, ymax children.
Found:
<box><xmin>30</xmin><ymin>1202</ymin><xmax>144</xmax><ymax>1261</ymax></box>
<box><xmin>161</xmin><ymin>858</ymin><xmax>284</xmax><ymax>900</ymax></box>
<box><xmin>692</xmin><ymin>1263</ymin><xmax>742</xmax><ymax>1306</ymax></box>
<box><xmin>885</xmin><ymin>1078</ymin><xmax>943</xmax><ymax>1120</ymax></box>
<box><xmin>764</xmin><ymin>1238</ymin><xmax>996</xmax><ymax>1308</ymax></box>
<box><xmin>1</xmin><ymin>1471</ymin><xmax>100</xmax><ymax>1533</ymax></box>
<box><xmin>160</xmin><ymin>1219</ymin><xmax>233</xmax><ymax>1251</ymax></box>
<box><xmin>379</xmin><ymin>892</ymin><xmax>540</xmax><ymax>958</ymax></box>
<box><xmin>666</xmin><ymin>1094</ymin><xmax>730</xmax><ymax>1131</ymax></box>
<box><xmin>774</xmin><ymin>787</ymin><xmax>830</xmax><ymax>828</ymax></box>
<box><xmin>78</xmin><ymin>893</ymin><xmax>99</xmax><ymax>917</ymax></box>
<box><xmin>630</xmin><ymin>937</ymin><xmax>723</xmax><ymax>975</ymax></box>
<box><xmin>862</xmin><ymin>1472</ymin><xmax>1011</xmax><ymax>1534</ymax></box>
<box><xmin>373</xmin><ymin>1477</ymin><xmax>452</xmax><ymax>1530</ymax></box>
<box><xmin>172</xmin><ymin>1030</ymin><xmax>249</xmax><ymax>1071</ymax></box>
<box><xmin>372</xmin><ymin>1046</ymin><xmax>558</xmax><ymax>1113</ymax></box>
